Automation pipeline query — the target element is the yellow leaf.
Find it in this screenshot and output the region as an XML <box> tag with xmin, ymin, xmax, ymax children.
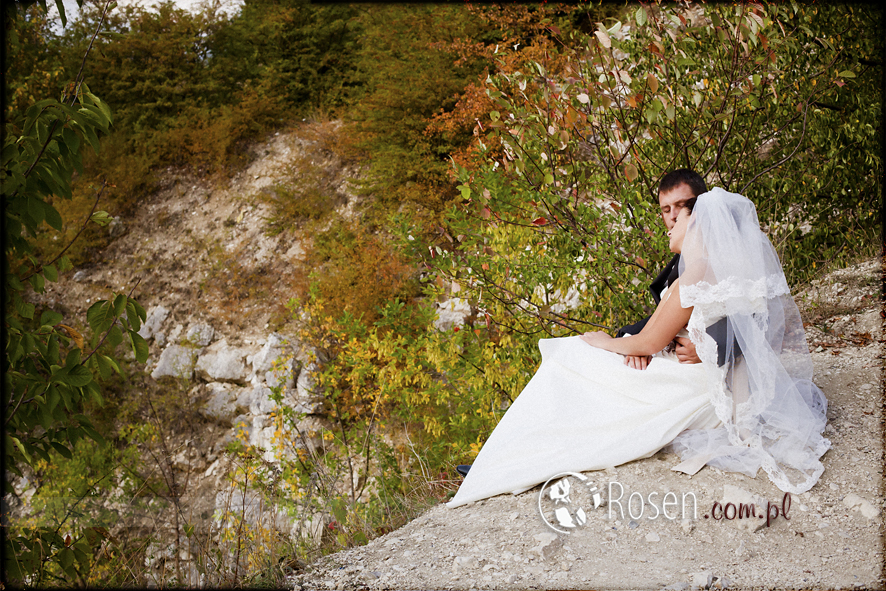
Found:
<box><xmin>624</xmin><ymin>163</ymin><xmax>639</xmax><ymax>182</ymax></box>
<box><xmin>57</xmin><ymin>324</ymin><xmax>84</xmax><ymax>350</ymax></box>
<box><xmin>647</xmin><ymin>73</ymin><xmax>659</xmax><ymax>94</ymax></box>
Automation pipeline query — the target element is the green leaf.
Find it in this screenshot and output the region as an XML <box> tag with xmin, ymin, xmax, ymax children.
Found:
<box><xmin>27</xmin><ymin>196</ymin><xmax>46</xmax><ymax>225</ymax></box>
<box><xmin>66</xmin><ymin>364</ymin><xmax>94</xmax><ymax>387</ymax></box>
<box><xmin>24</xmin><ymin>99</ymin><xmax>56</xmax><ymax>130</ymax></box>
<box><xmin>51</xmin><ymin>441</ymin><xmax>73</xmax><ymax>459</ymax></box>
<box><xmin>29</xmin><ymin>272</ymin><xmax>45</xmax><ymax>293</ymax></box>
<box><xmin>107</xmin><ymin>324</ymin><xmax>123</xmax><ymax>348</ymax></box>
<box><xmin>838</xmin><ymin>70</ymin><xmax>856</xmax><ymax>78</ymax></box>
<box><xmin>79</xmin><ymin>123</ymin><xmax>100</xmax><ymax>154</ymax></box>
<box><xmin>112</xmin><ymin>293</ymin><xmax>126</xmax><ymax>316</ymax></box>
<box><xmin>90</xmin><ymin>211</ymin><xmax>112</xmax><ymax>227</ymax></box>
<box><xmin>54</xmin><ymin>0</ymin><xmax>67</xmax><ymax>27</ymax></box>
<box><xmin>102</xmin><ymin>354</ymin><xmax>121</xmax><ymax>375</ymax></box>
<box><xmin>62</xmin><ymin>127</ymin><xmax>80</xmax><ymax>154</ymax></box>
<box><xmin>8</xmin><ymin>273</ymin><xmax>25</xmax><ymax>291</ymax></box>
<box><xmin>18</xmin><ymin>301</ymin><xmax>35</xmax><ymax>320</ymax></box>
<box><xmin>59</xmin><ymin>547</ymin><xmax>75</xmax><ymax>570</ymax></box>
<box><xmin>43</xmin><ymin>264</ymin><xmax>59</xmax><ymax>282</ymax></box>
<box><xmin>9</xmin><ymin>436</ymin><xmax>33</xmax><ymax>464</ymax></box>
<box><xmin>87</xmin><ymin>301</ymin><xmax>114</xmax><ymax>332</ymax></box>
<box><xmin>41</xmin><ymin>309</ymin><xmax>63</xmax><ymax>326</ymax></box>
<box><xmin>635</xmin><ymin>6</ymin><xmax>647</xmax><ymax>26</ymax></box>
<box><xmin>65</xmin><ymin>347</ymin><xmax>82</xmax><ymax>368</ymax></box>
<box><xmin>95</xmin><ymin>354</ymin><xmax>114</xmax><ymax>380</ymax></box>
<box><xmin>130</xmin><ymin>331</ymin><xmax>149</xmax><ymax>363</ymax></box>
<box><xmin>76</xmin><ymin>417</ymin><xmax>105</xmax><ymax>445</ymax></box>
<box><xmin>125</xmin><ymin>300</ymin><xmax>142</xmax><ymax>332</ymax></box>
<box><xmin>44</xmin><ymin>203</ymin><xmax>64</xmax><ymax>231</ymax></box>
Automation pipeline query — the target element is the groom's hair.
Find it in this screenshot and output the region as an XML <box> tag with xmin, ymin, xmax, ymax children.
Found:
<box><xmin>658</xmin><ymin>169</ymin><xmax>708</xmax><ymax>198</ymax></box>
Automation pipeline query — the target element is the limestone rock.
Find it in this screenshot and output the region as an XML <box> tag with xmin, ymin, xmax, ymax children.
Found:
<box><xmin>288</xmin><ymin>396</ymin><xmax>325</xmax><ymax>415</ymax></box>
<box><xmin>689</xmin><ymin>571</ymin><xmax>712</xmax><ymax>589</ymax></box>
<box><xmin>186</xmin><ymin>323</ymin><xmax>215</xmax><ymax>347</ymax></box>
<box><xmin>214</xmin><ymin>487</ymin><xmax>293</xmax><ymax>534</ymax></box>
<box><xmin>452</xmin><ymin>556</ymin><xmax>479</xmax><ymax>571</ymax></box>
<box><xmin>531</xmin><ymin>531</ymin><xmax>562</xmax><ymax>559</ymax></box>
<box><xmin>108</xmin><ymin>216</ymin><xmax>126</xmax><ymax>237</ymax></box>
<box><xmin>229</xmin><ymin>414</ymin><xmax>251</xmax><ymax>441</ymax></box>
<box><xmin>296</xmin><ymin>361</ymin><xmax>323</xmax><ymax>404</ymax></box>
<box><xmin>200</xmin><ymin>383</ymin><xmax>245</xmax><ymax>423</ymax></box>
<box><xmin>195</xmin><ymin>339</ymin><xmax>249</xmax><ymax>384</ymax></box>
<box><xmin>434</xmin><ymin>298</ymin><xmax>471</xmax><ymax>331</ymax></box>
<box><xmin>290</xmin><ymin>512</ymin><xmax>329</xmax><ymax>546</ymax></box>
<box><xmin>151</xmin><ymin>344</ymin><xmax>198</xmax><ymax>380</ymax></box>
<box><xmin>720</xmin><ymin>484</ymin><xmax>768</xmax><ymax>533</ymax></box>
<box><xmin>249</xmin><ymin>385</ymin><xmax>278</xmax><ymax>415</ymax></box>
<box><xmin>843</xmin><ymin>493</ymin><xmax>881</xmax><ymax>519</ymax></box>
<box><xmin>252</xmin><ymin>333</ymin><xmax>299</xmax><ymax>375</ymax></box>
<box><xmin>139</xmin><ymin>305</ymin><xmax>169</xmax><ymax>342</ymax></box>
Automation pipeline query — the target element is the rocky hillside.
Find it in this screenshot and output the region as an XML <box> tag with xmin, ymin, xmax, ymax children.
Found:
<box><xmin>293</xmin><ymin>259</ymin><xmax>884</xmax><ymax>591</ymax></box>
<box><xmin>16</xmin><ymin>126</ymin><xmax>369</xmax><ymax>585</ymax></box>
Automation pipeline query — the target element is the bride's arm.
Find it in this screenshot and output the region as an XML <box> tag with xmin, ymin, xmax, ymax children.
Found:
<box><xmin>581</xmin><ymin>280</ymin><xmax>693</xmax><ymax>357</ymax></box>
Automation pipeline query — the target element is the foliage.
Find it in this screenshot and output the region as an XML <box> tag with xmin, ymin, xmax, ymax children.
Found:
<box><xmin>218</xmin><ymin>0</ymin><xmax>362</xmax><ymax>113</ymax></box>
<box><xmin>345</xmin><ymin>5</ymin><xmax>498</xmax><ymax>217</ymax></box>
<box><xmin>292</xmin><ymin>219</ymin><xmax>418</xmax><ymax>325</ymax></box>
<box><xmin>3</xmin><ymin>0</ymin><xmax>150</xmax><ymax>584</ymax></box>
<box><xmin>5</xmin><ymin>1</ymin><xmax>880</xmax><ymax>585</ymax></box>
<box><xmin>3</xmin><ymin>4</ymin><xmax>67</xmax><ymax>121</ymax></box>
<box><xmin>432</xmin><ymin>2</ymin><xmax>881</xmax><ymax>343</ymax></box>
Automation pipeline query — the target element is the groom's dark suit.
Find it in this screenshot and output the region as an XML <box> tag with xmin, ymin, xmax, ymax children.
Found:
<box><xmin>616</xmin><ymin>253</ymin><xmax>680</xmax><ymax>338</ymax></box>
<box><xmin>616</xmin><ymin>253</ymin><xmax>737</xmax><ymax>366</ymax></box>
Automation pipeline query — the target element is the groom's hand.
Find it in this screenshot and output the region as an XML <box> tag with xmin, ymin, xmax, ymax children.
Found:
<box><xmin>675</xmin><ymin>337</ymin><xmax>701</xmax><ymax>364</ymax></box>
<box><xmin>623</xmin><ymin>355</ymin><xmax>652</xmax><ymax>370</ymax></box>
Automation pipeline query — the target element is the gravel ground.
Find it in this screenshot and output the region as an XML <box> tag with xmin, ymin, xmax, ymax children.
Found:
<box><xmin>293</xmin><ymin>258</ymin><xmax>884</xmax><ymax>591</ymax></box>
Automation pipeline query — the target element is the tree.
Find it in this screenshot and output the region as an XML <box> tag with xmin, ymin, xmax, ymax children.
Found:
<box><xmin>433</xmin><ymin>2</ymin><xmax>880</xmax><ymax>344</ymax></box>
<box><xmin>3</xmin><ymin>0</ymin><xmax>149</xmax><ymax>583</ymax></box>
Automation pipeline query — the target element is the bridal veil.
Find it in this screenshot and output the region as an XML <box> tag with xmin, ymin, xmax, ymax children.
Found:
<box><xmin>671</xmin><ymin>188</ymin><xmax>830</xmax><ymax>494</ymax></box>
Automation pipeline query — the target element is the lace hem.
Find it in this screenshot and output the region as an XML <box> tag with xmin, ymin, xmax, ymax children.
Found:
<box><xmin>684</xmin><ymin>308</ymin><xmax>831</xmax><ymax>495</ymax></box>
<box><xmin>681</xmin><ymin>275</ymin><xmax>790</xmax><ymax>309</ymax></box>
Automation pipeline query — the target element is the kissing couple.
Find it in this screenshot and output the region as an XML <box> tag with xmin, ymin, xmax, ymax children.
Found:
<box><xmin>448</xmin><ymin>169</ymin><xmax>830</xmax><ymax>507</ymax></box>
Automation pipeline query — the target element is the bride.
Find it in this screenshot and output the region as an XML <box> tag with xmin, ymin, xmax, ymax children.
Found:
<box><xmin>447</xmin><ymin>188</ymin><xmax>830</xmax><ymax>508</ymax></box>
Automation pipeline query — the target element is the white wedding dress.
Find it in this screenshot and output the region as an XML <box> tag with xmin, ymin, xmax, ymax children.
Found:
<box><xmin>447</xmin><ymin>322</ymin><xmax>721</xmax><ymax>508</ymax></box>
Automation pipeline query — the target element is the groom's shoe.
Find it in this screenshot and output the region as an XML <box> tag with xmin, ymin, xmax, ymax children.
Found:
<box><xmin>456</xmin><ymin>465</ymin><xmax>471</xmax><ymax>478</ymax></box>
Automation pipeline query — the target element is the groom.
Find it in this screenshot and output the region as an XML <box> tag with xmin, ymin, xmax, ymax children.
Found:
<box><xmin>616</xmin><ymin>169</ymin><xmax>708</xmax><ymax>370</ymax></box>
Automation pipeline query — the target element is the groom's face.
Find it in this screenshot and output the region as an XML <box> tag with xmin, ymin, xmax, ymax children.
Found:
<box><xmin>658</xmin><ymin>183</ymin><xmax>696</xmax><ymax>231</ymax></box>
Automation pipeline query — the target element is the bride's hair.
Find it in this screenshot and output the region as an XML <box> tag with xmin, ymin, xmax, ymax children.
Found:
<box><xmin>685</xmin><ymin>196</ymin><xmax>698</xmax><ymax>213</ymax></box>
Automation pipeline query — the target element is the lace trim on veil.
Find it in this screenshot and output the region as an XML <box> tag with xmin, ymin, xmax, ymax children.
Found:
<box><xmin>679</xmin><ymin>305</ymin><xmax>828</xmax><ymax>495</ymax></box>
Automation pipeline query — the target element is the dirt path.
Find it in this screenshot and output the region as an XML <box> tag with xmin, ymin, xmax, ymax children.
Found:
<box><xmin>293</xmin><ymin>258</ymin><xmax>884</xmax><ymax>591</ymax></box>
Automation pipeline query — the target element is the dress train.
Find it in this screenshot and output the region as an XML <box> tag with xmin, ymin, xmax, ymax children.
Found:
<box><xmin>447</xmin><ymin>336</ymin><xmax>720</xmax><ymax>508</ymax></box>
